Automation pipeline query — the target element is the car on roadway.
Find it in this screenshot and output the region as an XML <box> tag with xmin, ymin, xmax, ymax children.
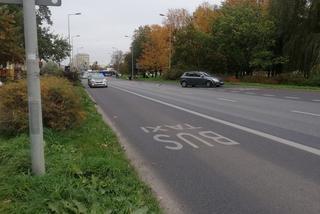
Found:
<box><xmin>180</xmin><ymin>71</ymin><xmax>224</xmax><ymax>88</ymax></box>
<box><xmin>88</xmin><ymin>73</ymin><xmax>108</xmax><ymax>88</ymax></box>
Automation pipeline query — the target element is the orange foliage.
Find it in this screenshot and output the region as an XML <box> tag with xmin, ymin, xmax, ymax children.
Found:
<box><xmin>225</xmin><ymin>0</ymin><xmax>270</xmax><ymax>8</ymax></box>
<box><xmin>193</xmin><ymin>2</ymin><xmax>219</xmax><ymax>33</ymax></box>
<box><xmin>138</xmin><ymin>25</ymin><xmax>170</xmax><ymax>73</ymax></box>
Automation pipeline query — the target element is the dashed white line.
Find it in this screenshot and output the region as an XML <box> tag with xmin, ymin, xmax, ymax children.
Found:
<box><xmin>111</xmin><ymin>85</ymin><xmax>320</xmax><ymax>157</ymax></box>
<box><xmin>285</xmin><ymin>96</ymin><xmax>300</xmax><ymax>100</ymax></box>
<box><xmin>217</xmin><ymin>98</ymin><xmax>237</xmax><ymax>103</ymax></box>
<box><xmin>291</xmin><ymin>110</ymin><xmax>320</xmax><ymax>117</ymax></box>
<box><xmin>312</xmin><ymin>99</ymin><xmax>320</xmax><ymax>102</ymax></box>
<box><xmin>245</xmin><ymin>92</ymin><xmax>256</xmax><ymax>95</ymax></box>
<box><xmin>263</xmin><ymin>94</ymin><xmax>275</xmax><ymax>97</ymax></box>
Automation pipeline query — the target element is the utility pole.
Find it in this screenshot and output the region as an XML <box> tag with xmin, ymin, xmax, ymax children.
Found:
<box><xmin>23</xmin><ymin>0</ymin><xmax>45</xmax><ymax>175</ymax></box>
<box><xmin>0</xmin><ymin>0</ymin><xmax>62</xmax><ymax>176</ymax></box>
<box><xmin>68</xmin><ymin>12</ymin><xmax>81</xmax><ymax>65</ymax></box>
<box><xmin>160</xmin><ymin>13</ymin><xmax>172</xmax><ymax>71</ymax></box>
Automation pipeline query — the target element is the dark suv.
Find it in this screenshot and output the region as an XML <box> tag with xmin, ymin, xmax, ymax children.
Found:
<box><xmin>180</xmin><ymin>71</ymin><xmax>224</xmax><ymax>87</ymax></box>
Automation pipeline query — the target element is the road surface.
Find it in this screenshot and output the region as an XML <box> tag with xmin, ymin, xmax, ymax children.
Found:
<box><xmin>86</xmin><ymin>79</ymin><xmax>320</xmax><ymax>214</ymax></box>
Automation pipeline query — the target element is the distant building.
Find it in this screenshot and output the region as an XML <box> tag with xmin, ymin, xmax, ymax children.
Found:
<box><xmin>73</xmin><ymin>53</ymin><xmax>90</xmax><ymax>71</ymax></box>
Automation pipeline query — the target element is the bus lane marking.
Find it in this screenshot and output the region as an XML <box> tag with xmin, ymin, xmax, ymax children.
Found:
<box><xmin>142</xmin><ymin>123</ymin><xmax>240</xmax><ymax>151</ymax></box>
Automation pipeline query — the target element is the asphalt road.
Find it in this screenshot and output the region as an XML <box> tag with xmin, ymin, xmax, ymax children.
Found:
<box><xmin>85</xmin><ymin>79</ymin><xmax>320</xmax><ymax>214</ymax></box>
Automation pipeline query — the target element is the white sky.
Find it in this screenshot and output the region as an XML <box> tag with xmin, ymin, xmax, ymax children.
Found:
<box><xmin>50</xmin><ymin>0</ymin><xmax>223</xmax><ymax>65</ymax></box>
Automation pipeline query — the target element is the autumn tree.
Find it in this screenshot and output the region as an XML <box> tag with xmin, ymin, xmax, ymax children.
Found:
<box><xmin>0</xmin><ymin>5</ymin><xmax>24</xmax><ymax>65</ymax></box>
<box><xmin>138</xmin><ymin>25</ymin><xmax>170</xmax><ymax>76</ymax></box>
<box><xmin>193</xmin><ymin>2</ymin><xmax>219</xmax><ymax>33</ymax></box>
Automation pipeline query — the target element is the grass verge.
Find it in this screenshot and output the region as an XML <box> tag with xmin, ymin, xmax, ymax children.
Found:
<box><xmin>0</xmin><ymin>86</ymin><xmax>161</xmax><ymax>214</ymax></box>
<box><xmin>128</xmin><ymin>75</ymin><xmax>320</xmax><ymax>91</ymax></box>
<box><xmin>225</xmin><ymin>82</ymin><xmax>320</xmax><ymax>91</ymax></box>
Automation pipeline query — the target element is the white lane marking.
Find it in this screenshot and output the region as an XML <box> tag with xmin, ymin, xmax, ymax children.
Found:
<box><xmin>291</xmin><ymin>110</ymin><xmax>320</xmax><ymax>117</ymax></box>
<box><xmin>230</xmin><ymin>91</ymin><xmax>240</xmax><ymax>93</ymax></box>
<box><xmin>312</xmin><ymin>99</ymin><xmax>320</xmax><ymax>102</ymax></box>
<box><xmin>245</xmin><ymin>92</ymin><xmax>256</xmax><ymax>95</ymax></box>
<box><xmin>111</xmin><ymin>85</ymin><xmax>320</xmax><ymax>157</ymax></box>
<box><xmin>285</xmin><ymin>96</ymin><xmax>300</xmax><ymax>100</ymax></box>
<box><xmin>217</xmin><ymin>98</ymin><xmax>237</xmax><ymax>103</ymax></box>
<box><xmin>263</xmin><ymin>94</ymin><xmax>275</xmax><ymax>97</ymax></box>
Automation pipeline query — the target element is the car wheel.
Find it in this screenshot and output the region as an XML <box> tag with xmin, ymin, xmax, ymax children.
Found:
<box><xmin>206</xmin><ymin>81</ymin><xmax>212</xmax><ymax>88</ymax></box>
<box><xmin>181</xmin><ymin>81</ymin><xmax>187</xmax><ymax>87</ymax></box>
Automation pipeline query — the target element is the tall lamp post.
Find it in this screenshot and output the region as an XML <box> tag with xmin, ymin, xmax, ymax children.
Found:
<box><xmin>160</xmin><ymin>13</ymin><xmax>172</xmax><ymax>71</ymax></box>
<box><xmin>125</xmin><ymin>35</ymin><xmax>134</xmax><ymax>80</ymax></box>
<box><xmin>71</xmin><ymin>35</ymin><xmax>80</xmax><ymax>68</ymax></box>
<box><xmin>68</xmin><ymin>12</ymin><xmax>81</xmax><ymax>65</ymax></box>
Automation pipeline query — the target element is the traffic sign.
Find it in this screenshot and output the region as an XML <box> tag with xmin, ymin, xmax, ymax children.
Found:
<box><xmin>0</xmin><ymin>0</ymin><xmax>61</xmax><ymax>6</ymax></box>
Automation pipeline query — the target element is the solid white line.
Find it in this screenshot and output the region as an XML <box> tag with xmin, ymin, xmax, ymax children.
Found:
<box><xmin>291</xmin><ymin>110</ymin><xmax>320</xmax><ymax>117</ymax></box>
<box><xmin>111</xmin><ymin>85</ymin><xmax>320</xmax><ymax>157</ymax></box>
<box><xmin>285</xmin><ymin>96</ymin><xmax>300</xmax><ymax>99</ymax></box>
<box><xmin>217</xmin><ymin>98</ymin><xmax>237</xmax><ymax>103</ymax></box>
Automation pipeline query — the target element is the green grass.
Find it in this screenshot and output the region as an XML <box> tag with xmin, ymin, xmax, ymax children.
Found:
<box><xmin>0</xmin><ymin>87</ymin><xmax>161</xmax><ymax>214</ymax></box>
<box><xmin>225</xmin><ymin>82</ymin><xmax>320</xmax><ymax>91</ymax></box>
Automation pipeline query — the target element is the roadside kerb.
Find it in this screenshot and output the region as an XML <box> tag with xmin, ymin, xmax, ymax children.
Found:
<box><xmin>84</xmin><ymin>89</ymin><xmax>185</xmax><ymax>214</ymax></box>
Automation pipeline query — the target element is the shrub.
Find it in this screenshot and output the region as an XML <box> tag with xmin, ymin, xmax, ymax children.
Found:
<box><xmin>305</xmin><ymin>74</ymin><xmax>320</xmax><ymax>87</ymax></box>
<box><xmin>163</xmin><ymin>69</ymin><xmax>185</xmax><ymax>80</ymax></box>
<box><xmin>0</xmin><ymin>77</ymin><xmax>85</xmax><ymax>135</ymax></box>
<box><xmin>40</xmin><ymin>61</ymin><xmax>63</xmax><ymax>76</ymax></box>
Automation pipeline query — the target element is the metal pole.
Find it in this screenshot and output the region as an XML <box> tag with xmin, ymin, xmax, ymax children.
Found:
<box><xmin>23</xmin><ymin>0</ymin><xmax>45</xmax><ymax>176</ymax></box>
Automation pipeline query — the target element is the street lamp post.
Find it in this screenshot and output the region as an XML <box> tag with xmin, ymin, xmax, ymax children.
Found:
<box><xmin>68</xmin><ymin>12</ymin><xmax>81</xmax><ymax>65</ymax></box>
<box><xmin>71</xmin><ymin>35</ymin><xmax>80</xmax><ymax>68</ymax></box>
<box><xmin>125</xmin><ymin>35</ymin><xmax>134</xmax><ymax>80</ymax></box>
<box><xmin>160</xmin><ymin>13</ymin><xmax>172</xmax><ymax>71</ymax></box>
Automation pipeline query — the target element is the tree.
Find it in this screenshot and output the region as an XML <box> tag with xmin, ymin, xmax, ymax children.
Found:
<box><xmin>173</xmin><ymin>24</ymin><xmax>227</xmax><ymax>73</ymax></box>
<box><xmin>138</xmin><ymin>25</ymin><xmax>170</xmax><ymax>76</ymax></box>
<box><xmin>0</xmin><ymin>5</ymin><xmax>24</xmax><ymax>65</ymax></box>
<box><xmin>91</xmin><ymin>61</ymin><xmax>99</xmax><ymax>70</ymax></box>
<box><xmin>0</xmin><ymin>4</ymin><xmax>70</xmax><ymax>65</ymax></box>
<box><xmin>212</xmin><ymin>2</ymin><xmax>276</xmax><ymax>77</ymax></box>
<box><xmin>164</xmin><ymin>8</ymin><xmax>192</xmax><ymax>31</ymax></box>
<box><xmin>131</xmin><ymin>25</ymin><xmax>151</xmax><ymax>71</ymax></box>
<box><xmin>193</xmin><ymin>2</ymin><xmax>219</xmax><ymax>33</ymax></box>
<box><xmin>110</xmin><ymin>50</ymin><xmax>124</xmax><ymax>72</ymax></box>
<box><xmin>269</xmin><ymin>0</ymin><xmax>320</xmax><ymax>77</ymax></box>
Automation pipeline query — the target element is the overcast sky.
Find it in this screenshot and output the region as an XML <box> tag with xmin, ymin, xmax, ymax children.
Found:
<box><xmin>50</xmin><ymin>0</ymin><xmax>222</xmax><ymax>65</ymax></box>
